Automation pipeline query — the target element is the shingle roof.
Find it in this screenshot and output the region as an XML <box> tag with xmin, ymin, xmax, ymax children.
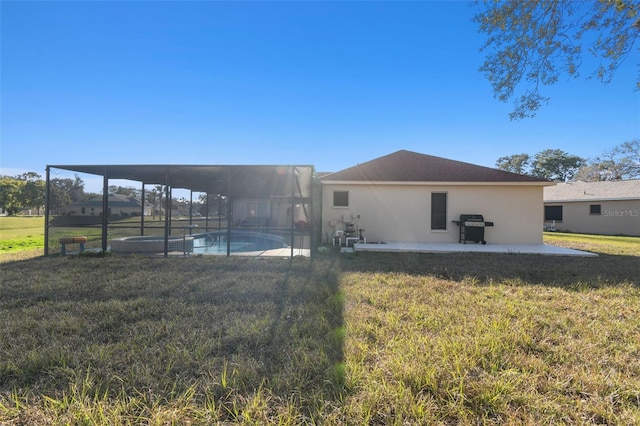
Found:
<box><xmin>73</xmin><ymin>194</ymin><xmax>142</xmax><ymax>208</ymax></box>
<box><xmin>321</xmin><ymin>150</ymin><xmax>548</xmax><ymax>183</ymax></box>
<box><xmin>544</xmin><ymin>180</ymin><xmax>640</xmax><ymax>202</ymax></box>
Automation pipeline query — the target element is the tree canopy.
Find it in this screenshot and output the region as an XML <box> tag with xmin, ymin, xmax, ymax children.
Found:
<box><xmin>576</xmin><ymin>139</ymin><xmax>640</xmax><ymax>180</ymax></box>
<box><xmin>0</xmin><ymin>173</ymin><xmax>45</xmax><ymax>215</ymax></box>
<box><xmin>496</xmin><ymin>149</ymin><xmax>585</xmax><ymax>181</ymax></box>
<box><xmin>475</xmin><ymin>0</ymin><xmax>640</xmax><ymax>119</ymax></box>
<box><xmin>495</xmin><ymin>153</ymin><xmax>530</xmax><ymax>175</ymax></box>
<box><xmin>496</xmin><ymin>140</ymin><xmax>639</xmax><ymax>182</ymax></box>
<box><xmin>531</xmin><ymin>149</ymin><xmax>586</xmax><ymax>182</ymax></box>
<box><xmin>109</xmin><ymin>185</ymin><xmax>141</xmax><ymax>200</ymax></box>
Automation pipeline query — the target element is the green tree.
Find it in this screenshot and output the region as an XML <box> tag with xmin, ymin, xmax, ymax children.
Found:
<box><xmin>0</xmin><ymin>177</ymin><xmax>24</xmax><ymax>215</ymax></box>
<box><xmin>0</xmin><ymin>173</ymin><xmax>46</xmax><ymax>215</ymax></box>
<box><xmin>17</xmin><ymin>172</ymin><xmax>42</xmax><ymax>182</ymax></box>
<box><xmin>109</xmin><ymin>185</ymin><xmax>141</xmax><ymax>200</ymax></box>
<box><xmin>22</xmin><ymin>179</ymin><xmax>46</xmax><ymax>215</ymax></box>
<box><xmin>145</xmin><ymin>185</ymin><xmax>165</xmax><ymax>220</ymax></box>
<box><xmin>474</xmin><ymin>0</ymin><xmax>640</xmax><ymax>120</ymax></box>
<box><xmin>495</xmin><ymin>153</ymin><xmax>531</xmax><ymax>174</ymax></box>
<box><xmin>49</xmin><ymin>175</ymin><xmax>85</xmax><ymax>214</ymax></box>
<box><xmin>67</xmin><ymin>175</ymin><xmax>86</xmax><ymax>202</ymax></box>
<box><xmin>531</xmin><ymin>149</ymin><xmax>586</xmax><ymax>182</ymax></box>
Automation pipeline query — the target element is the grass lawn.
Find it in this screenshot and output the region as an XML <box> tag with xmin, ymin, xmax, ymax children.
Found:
<box><xmin>0</xmin><ymin>216</ymin><xmax>45</xmax><ymax>253</ymax></box>
<box><xmin>544</xmin><ymin>231</ymin><xmax>640</xmax><ymax>256</ymax></box>
<box><xmin>1</xmin><ymin>232</ymin><xmax>639</xmax><ymax>424</ymax></box>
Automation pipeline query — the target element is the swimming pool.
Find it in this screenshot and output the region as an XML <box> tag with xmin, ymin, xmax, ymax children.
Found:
<box><xmin>192</xmin><ymin>230</ymin><xmax>288</xmax><ymax>255</ymax></box>
<box><xmin>109</xmin><ymin>230</ymin><xmax>288</xmax><ymax>255</ymax></box>
<box><xmin>111</xmin><ymin>235</ymin><xmax>194</xmax><ymax>254</ymax></box>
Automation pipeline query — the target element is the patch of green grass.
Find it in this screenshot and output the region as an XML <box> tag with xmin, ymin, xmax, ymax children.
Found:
<box><xmin>544</xmin><ymin>231</ymin><xmax>640</xmax><ymax>256</ymax></box>
<box><xmin>0</xmin><ymin>236</ymin><xmax>43</xmax><ymax>252</ymax></box>
<box><xmin>0</xmin><ymin>216</ymin><xmax>44</xmax><ymax>233</ymax></box>
<box><xmin>0</xmin><ymin>216</ymin><xmax>45</xmax><ymax>253</ymax></box>
<box><xmin>1</xmin><ymin>234</ymin><xmax>639</xmax><ymax>423</ymax></box>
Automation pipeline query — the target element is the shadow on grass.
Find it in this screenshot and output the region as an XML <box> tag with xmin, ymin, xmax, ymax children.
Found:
<box><xmin>337</xmin><ymin>250</ymin><xmax>640</xmax><ymax>288</ymax></box>
<box><xmin>0</xmin><ymin>256</ymin><xmax>346</xmax><ymax>421</ymax></box>
<box><xmin>3</xmin><ymin>247</ymin><xmax>636</xmax><ymax>421</ymax></box>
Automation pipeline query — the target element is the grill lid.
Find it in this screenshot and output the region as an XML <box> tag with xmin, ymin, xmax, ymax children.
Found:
<box><xmin>459</xmin><ymin>214</ymin><xmax>484</xmax><ymax>222</ymax></box>
<box><xmin>454</xmin><ymin>214</ymin><xmax>494</xmax><ymax>227</ymax></box>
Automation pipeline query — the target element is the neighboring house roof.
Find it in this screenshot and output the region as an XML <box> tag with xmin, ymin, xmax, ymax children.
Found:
<box><xmin>72</xmin><ymin>194</ymin><xmax>142</xmax><ymax>208</ymax></box>
<box><xmin>321</xmin><ymin>150</ymin><xmax>549</xmax><ymax>183</ymax></box>
<box><xmin>544</xmin><ymin>180</ymin><xmax>640</xmax><ymax>202</ymax></box>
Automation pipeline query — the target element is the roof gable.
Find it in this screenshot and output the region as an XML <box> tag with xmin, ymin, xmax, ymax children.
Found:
<box><xmin>321</xmin><ymin>150</ymin><xmax>548</xmax><ymax>183</ymax></box>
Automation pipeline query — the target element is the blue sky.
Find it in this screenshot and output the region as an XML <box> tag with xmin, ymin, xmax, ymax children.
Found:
<box><xmin>2</xmin><ymin>1</ymin><xmax>638</xmax><ymax>192</ymax></box>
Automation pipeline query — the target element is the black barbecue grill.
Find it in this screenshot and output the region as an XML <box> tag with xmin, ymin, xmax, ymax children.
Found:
<box><xmin>453</xmin><ymin>214</ymin><xmax>494</xmax><ymax>244</ymax></box>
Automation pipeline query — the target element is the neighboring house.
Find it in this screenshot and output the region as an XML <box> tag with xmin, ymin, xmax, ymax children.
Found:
<box><xmin>66</xmin><ymin>193</ymin><xmax>145</xmax><ymax>217</ymax></box>
<box><xmin>171</xmin><ymin>201</ymin><xmax>202</xmax><ymax>217</ymax></box>
<box><xmin>320</xmin><ymin>150</ymin><xmax>552</xmax><ymax>245</ymax></box>
<box><xmin>543</xmin><ymin>180</ymin><xmax>640</xmax><ymax>236</ymax></box>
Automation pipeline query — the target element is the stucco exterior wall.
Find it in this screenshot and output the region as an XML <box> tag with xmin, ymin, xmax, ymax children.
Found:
<box><xmin>545</xmin><ymin>199</ymin><xmax>640</xmax><ymax>236</ymax></box>
<box><xmin>321</xmin><ymin>183</ymin><xmax>545</xmax><ymax>245</ymax></box>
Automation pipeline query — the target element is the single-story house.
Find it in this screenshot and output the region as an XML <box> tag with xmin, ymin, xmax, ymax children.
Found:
<box><xmin>320</xmin><ymin>150</ymin><xmax>552</xmax><ymax>245</ymax></box>
<box><xmin>544</xmin><ymin>180</ymin><xmax>640</xmax><ymax>236</ymax></box>
<box><xmin>47</xmin><ymin>154</ymin><xmax>557</xmax><ymax>256</ymax></box>
<box><xmin>66</xmin><ymin>193</ymin><xmax>146</xmax><ymax>217</ymax></box>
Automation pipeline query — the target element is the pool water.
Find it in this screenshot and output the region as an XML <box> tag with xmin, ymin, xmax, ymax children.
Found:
<box><xmin>192</xmin><ymin>231</ymin><xmax>288</xmax><ymax>255</ymax></box>
<box><xmin>193</xmin><ymin>240</ymin><xmax>255</xmax><ymax>254</ymax></box>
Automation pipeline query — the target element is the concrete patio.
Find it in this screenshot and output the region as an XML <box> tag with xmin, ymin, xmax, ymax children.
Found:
<box><xmin>350</xmin><ymin>242</ymin><xmax>598</xmax><ymax>257</ymax></box>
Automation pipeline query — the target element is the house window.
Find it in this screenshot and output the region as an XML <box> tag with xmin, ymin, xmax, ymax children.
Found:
<box><xmin>81</xmin><ymin>208</ymin><xmax>85</xmax><ymax>214</ymax></box>
<box><xmin>333</xmin><ymin>191</ymin><xmax>349</xmax><ymax>207</ymax></box>
<box><xmin>545</xmin><ymin>205</ymin><xmax>563</xmax><ymax>221</ymax></box>
<box><xmin>590</xmin><ymin>204</ymin><xmax>601</xmax><ymax>215</ymax></box>
<box><xmin>431</xmin><ymin>192</ymin><xmax>447</xmax><ymax>230</ymax></box>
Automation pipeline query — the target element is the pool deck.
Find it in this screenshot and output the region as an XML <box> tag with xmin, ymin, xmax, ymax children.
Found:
<box><xmin>349</xmin><ymin>242</ymin><xmax>597</xmax><ymax>257</ymax></box>
<box><xmin>224</xmin><ymin>247</ymin><xmax>311</xmax><ymax>257</ymax></box>
<box><xmin>188</xmin><ymin>242</ymin><xmax>595</xmax><ymax>258</ymax></box>
<box><xmin>111</xmin><ymin>243</ymin><xmax>595</xmax><ymax>258</ymax></box>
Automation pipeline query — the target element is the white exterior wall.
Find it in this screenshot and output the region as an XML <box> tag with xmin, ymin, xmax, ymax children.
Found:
<box><xmin>70</xmin><ymin>205</ymin><xmax>142</xmax><ymax>216</ymax></box>
<box><xmin>321</xmin><ymin>183</ymin><xmax>545</xmax><ymax>245</ymax></box>
<box><xmin>545</xmin><ymin>199</ymin><xmax>640</xmax><ymax>236</ymax></box>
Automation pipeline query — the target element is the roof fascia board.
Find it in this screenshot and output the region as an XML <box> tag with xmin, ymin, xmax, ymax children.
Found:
<box><xmin>320</xmin><ymin>180</ymin><xmax>554</xmax><ymax>186</ymax></box>
<box><xmin>545</xmin><ymin>197</ymin><xmax>640</xmax><ymax>203</ymax></box>
<box><xmin>49</xmin><ymin>164</ymin><xmax>315</xmax><ymax>172</ymax></box>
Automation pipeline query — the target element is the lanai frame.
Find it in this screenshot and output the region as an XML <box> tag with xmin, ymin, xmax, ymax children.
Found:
<box><xmin>44</xmin><ymin>164</ymin><xmax>320</xmax><ymax>257</ymax></box>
